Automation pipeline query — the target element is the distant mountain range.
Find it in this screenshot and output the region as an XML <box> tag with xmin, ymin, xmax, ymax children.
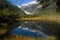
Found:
<box><xmin>18</xmin><ymin>1</ymin><xmax>43</xmax><ymax>14</ymax></box>
<box><xmin>18</xmin><ymin>1</ymin><xmax>56</xmax><ymax>14</ymax></box>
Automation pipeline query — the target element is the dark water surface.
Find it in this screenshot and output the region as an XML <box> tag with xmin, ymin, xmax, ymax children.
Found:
<box><xmin>10</xmin><ymin>21</ymin><xmax>49</xmax><ymax>38</ymax></box>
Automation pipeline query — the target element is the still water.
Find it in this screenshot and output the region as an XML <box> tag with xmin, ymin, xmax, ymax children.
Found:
<box><xmin>10</xmin><ymin>21</ymin><xmax>50</xmax><ymax>38</ymax></box>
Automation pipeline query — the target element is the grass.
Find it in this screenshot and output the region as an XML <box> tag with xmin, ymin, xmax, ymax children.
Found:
<box><xmin>16</xmin><ymin>14</ymin><xmax>60</xmax><ymax>23</ymax></box>
<box><xmin>3</xmin><ymin>35</ymin><xmax>56</xmax><ymax>40</ymax></box>
<box><xmin>0</xmin><ymin>29</ymin><xmax>7</xmax><ymax>35</ymax></box>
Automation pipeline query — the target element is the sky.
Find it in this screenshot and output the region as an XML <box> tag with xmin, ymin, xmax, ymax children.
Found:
<box><xmin>7</xmin><ymin>0</ymin><xmax>37</xmax><ymax>6</ymax></box>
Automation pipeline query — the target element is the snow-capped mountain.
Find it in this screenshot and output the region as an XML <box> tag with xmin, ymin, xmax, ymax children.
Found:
<box><xmin>18</xmin><ymin>1</ymin><xmax>43</xmax><ymax>14</ymax></box>
<box><xmin>18</xmin><ymin>0</ymin><xmax>56</xmax><ymax>14</ymax></box>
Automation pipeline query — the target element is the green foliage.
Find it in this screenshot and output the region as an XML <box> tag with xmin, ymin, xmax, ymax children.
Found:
<box><xmin>0</xmin><ymin>0</ymin><xmax>25</xmax><ymax>37</ymax></box>
<box><xmin>0</xmin><ymin>8</ymin><xmax>21</xmax><ymax>30</ymax></box>
<box><xmin>0</xmin><ymin>8</ymin><xmax>20</xmax><ymax>21</ymax></box>
<box><xmin>2</xmin><ymin>35</ymin><xmax>56</xmax><ymax>40</ymax></box>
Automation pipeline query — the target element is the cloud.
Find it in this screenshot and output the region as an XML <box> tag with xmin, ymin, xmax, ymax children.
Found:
<box><xmin>28</xmin><ymin>1</ymin><xmax>38</xmax><ymax>4</ymax></box>
<box><xmin>18</xmin><ymin>6</ymin><xmax>21</xmax><ymax>8</ymax></box>
<box><xmin>18</xmin><ymin>1</ymin><xmax>38</xmax><ymax>8</ymax></box>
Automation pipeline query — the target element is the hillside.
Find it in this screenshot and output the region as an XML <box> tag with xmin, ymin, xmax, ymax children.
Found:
<box><xmin>0</xmin><ymin>0</ymin><xmax>24</xmax><ymax>12</ymax></box>
<box><xmin>0</xmin><ymin>0</ymin><xmax>25</xmax><ymax>37</ymax></box>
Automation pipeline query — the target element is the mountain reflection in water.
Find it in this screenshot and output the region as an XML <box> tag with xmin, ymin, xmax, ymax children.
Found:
<box><xmin>10</xmin><ymin>21</ymin><xmax>50</xmax><ymax>38</ymax></box>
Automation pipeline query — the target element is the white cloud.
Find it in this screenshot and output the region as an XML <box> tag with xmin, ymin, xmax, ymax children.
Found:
<box><xmin>28</xmin><ymin>1</ymin><xmax>38</xmax><ymax>4</ymax></box>
<box><xmin>18</xmin><ymin>6</ymin><xmax>21</xmax><ymax>8</ymax></box>
<box><xmin>18</xmin><ymin>1</ymin><xmax>38</xmax><ymax>8</ymax></box>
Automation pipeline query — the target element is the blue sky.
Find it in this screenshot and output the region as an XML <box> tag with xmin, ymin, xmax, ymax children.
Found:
<box><xmin>7</xmin><ymin>0</ymin><xmax>36</xmax><ymax>6</ymax></box>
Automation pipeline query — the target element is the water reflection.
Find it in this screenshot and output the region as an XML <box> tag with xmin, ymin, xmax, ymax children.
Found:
<box><xmin>10</xmin><ymin>21</ymin><xmax>50</xmax><ymax>38</ymax></box>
